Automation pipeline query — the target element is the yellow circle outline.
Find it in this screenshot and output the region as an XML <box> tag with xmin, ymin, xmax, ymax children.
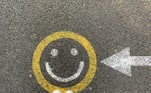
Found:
<box><xmin>32</xmin><ymin>31</ymin><xmax>97</xmax><ymax>93</ymax></box>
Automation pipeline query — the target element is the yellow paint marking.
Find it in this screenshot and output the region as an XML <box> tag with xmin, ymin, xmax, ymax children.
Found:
<box><xmin>32</xmin><ymin>31</ymin><xmax>97</xmax><ymax>93</ymax></box>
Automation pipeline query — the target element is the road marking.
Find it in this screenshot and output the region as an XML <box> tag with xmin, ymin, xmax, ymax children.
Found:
<box><xmin>70</xmin><ymin>48</ymin><xmax>78</xmax><ymax>56</ymax></box>
<box><xmin>50</xmin><ymin>48</ymin><xmax>58</xmax><ymax>57</ymax></box>
<box><xmin>32</xmin><ymin>31</ymin><xmax>97</xmax><ymax>93</ymax></box>
<box><xmin>101</xmin><ymin>47</ymin><xmax>151</xmax><ymax>76</ymax></box>
<box><xmin>53</xmin><ymin>90</ymin><xmax>61</xmax><ymax>93</ymax></box>
<box><xmin>66</xmin><ymin>90</ymin><xmax>73</xmax><ymax>93</ymax></box>
<box><xmin>45</xmin><ymin>61</ymin><xmax>84</xmax><ymax>82</ymax></box>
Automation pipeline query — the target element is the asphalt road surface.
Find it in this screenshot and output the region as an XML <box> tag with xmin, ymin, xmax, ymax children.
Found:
<box><xmin>1</xmin><ymin>0</ymin><xmax>151</xmax><ymax>93</ymax></box>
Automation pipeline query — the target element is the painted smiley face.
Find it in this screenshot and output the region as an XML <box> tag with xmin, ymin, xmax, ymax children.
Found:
<box><xmin>32</xmin><ymin>31</ymin><xmax>96</xmax><ymax>93</ymax></box>
<box><xmin>40</xmin><ymin>39</ymin><xmax>89</xmax><ymax>87</ymax></box>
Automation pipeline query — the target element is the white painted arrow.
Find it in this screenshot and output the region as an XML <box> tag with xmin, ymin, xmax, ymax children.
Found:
<box><xmin>101</xmin><ymin>47</ymin><xmax>151</xmax><ymax>76</ymax></box>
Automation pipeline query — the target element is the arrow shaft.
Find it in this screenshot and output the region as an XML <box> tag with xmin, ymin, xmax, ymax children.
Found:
<box><xmin>131</xmin><ymin>56</ymin><xmax>151</xmax><ymax>66</ymax></box>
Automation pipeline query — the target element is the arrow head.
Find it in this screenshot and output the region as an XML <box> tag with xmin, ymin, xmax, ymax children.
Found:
<box><xmin>101</xmin><ymin>47</ymin><xmax>132</xmax><ymax>76</ymax></box>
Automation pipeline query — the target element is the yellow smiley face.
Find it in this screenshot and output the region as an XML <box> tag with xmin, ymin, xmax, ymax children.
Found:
<box><xmin>32</xmin><ymin>31</ymin><xmax>97</xmax><ymax>93</ymax></box>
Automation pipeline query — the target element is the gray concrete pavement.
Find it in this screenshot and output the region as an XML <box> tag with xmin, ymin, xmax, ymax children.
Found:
<box><xmin>0</xmin><ymin>0</ymin><xmax>151</xmax><ymax>93</ymax></box>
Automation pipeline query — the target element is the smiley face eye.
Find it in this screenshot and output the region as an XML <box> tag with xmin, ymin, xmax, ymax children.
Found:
<box><xmin>50</xmin><ymin>49</ymin><xmax>58</xmax><ymax>57</ymax></box>
<box><xmin>71</xmin><ymin>48</ymin><xmax>78</xmax><ymax>56</ymax></box>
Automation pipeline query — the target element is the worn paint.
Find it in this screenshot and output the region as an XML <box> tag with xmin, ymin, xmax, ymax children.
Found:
<box><xmin>50</xmin><ymin>49</ymin><xmax>58</xmax><ymax>57</ymax></box>
<box><xmin>70</xmin><ymin>48</ymin><xmax>78</xmax><ymax>56</ymax></box>
<box><xmin>101</xmin><ymin>47</ymin><xmax>151</xmax><ymax>76</ymax></box>
<box><xmin>32</xmin><ymin>31</ymin><xmax>97</xmax><ymax>93</ymax></box>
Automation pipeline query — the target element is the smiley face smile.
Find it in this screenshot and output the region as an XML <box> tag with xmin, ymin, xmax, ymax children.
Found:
<box><xmin>45</xmin><ymin>61</ymin><xmax>84</xmax><ymax>82</ymax></box>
